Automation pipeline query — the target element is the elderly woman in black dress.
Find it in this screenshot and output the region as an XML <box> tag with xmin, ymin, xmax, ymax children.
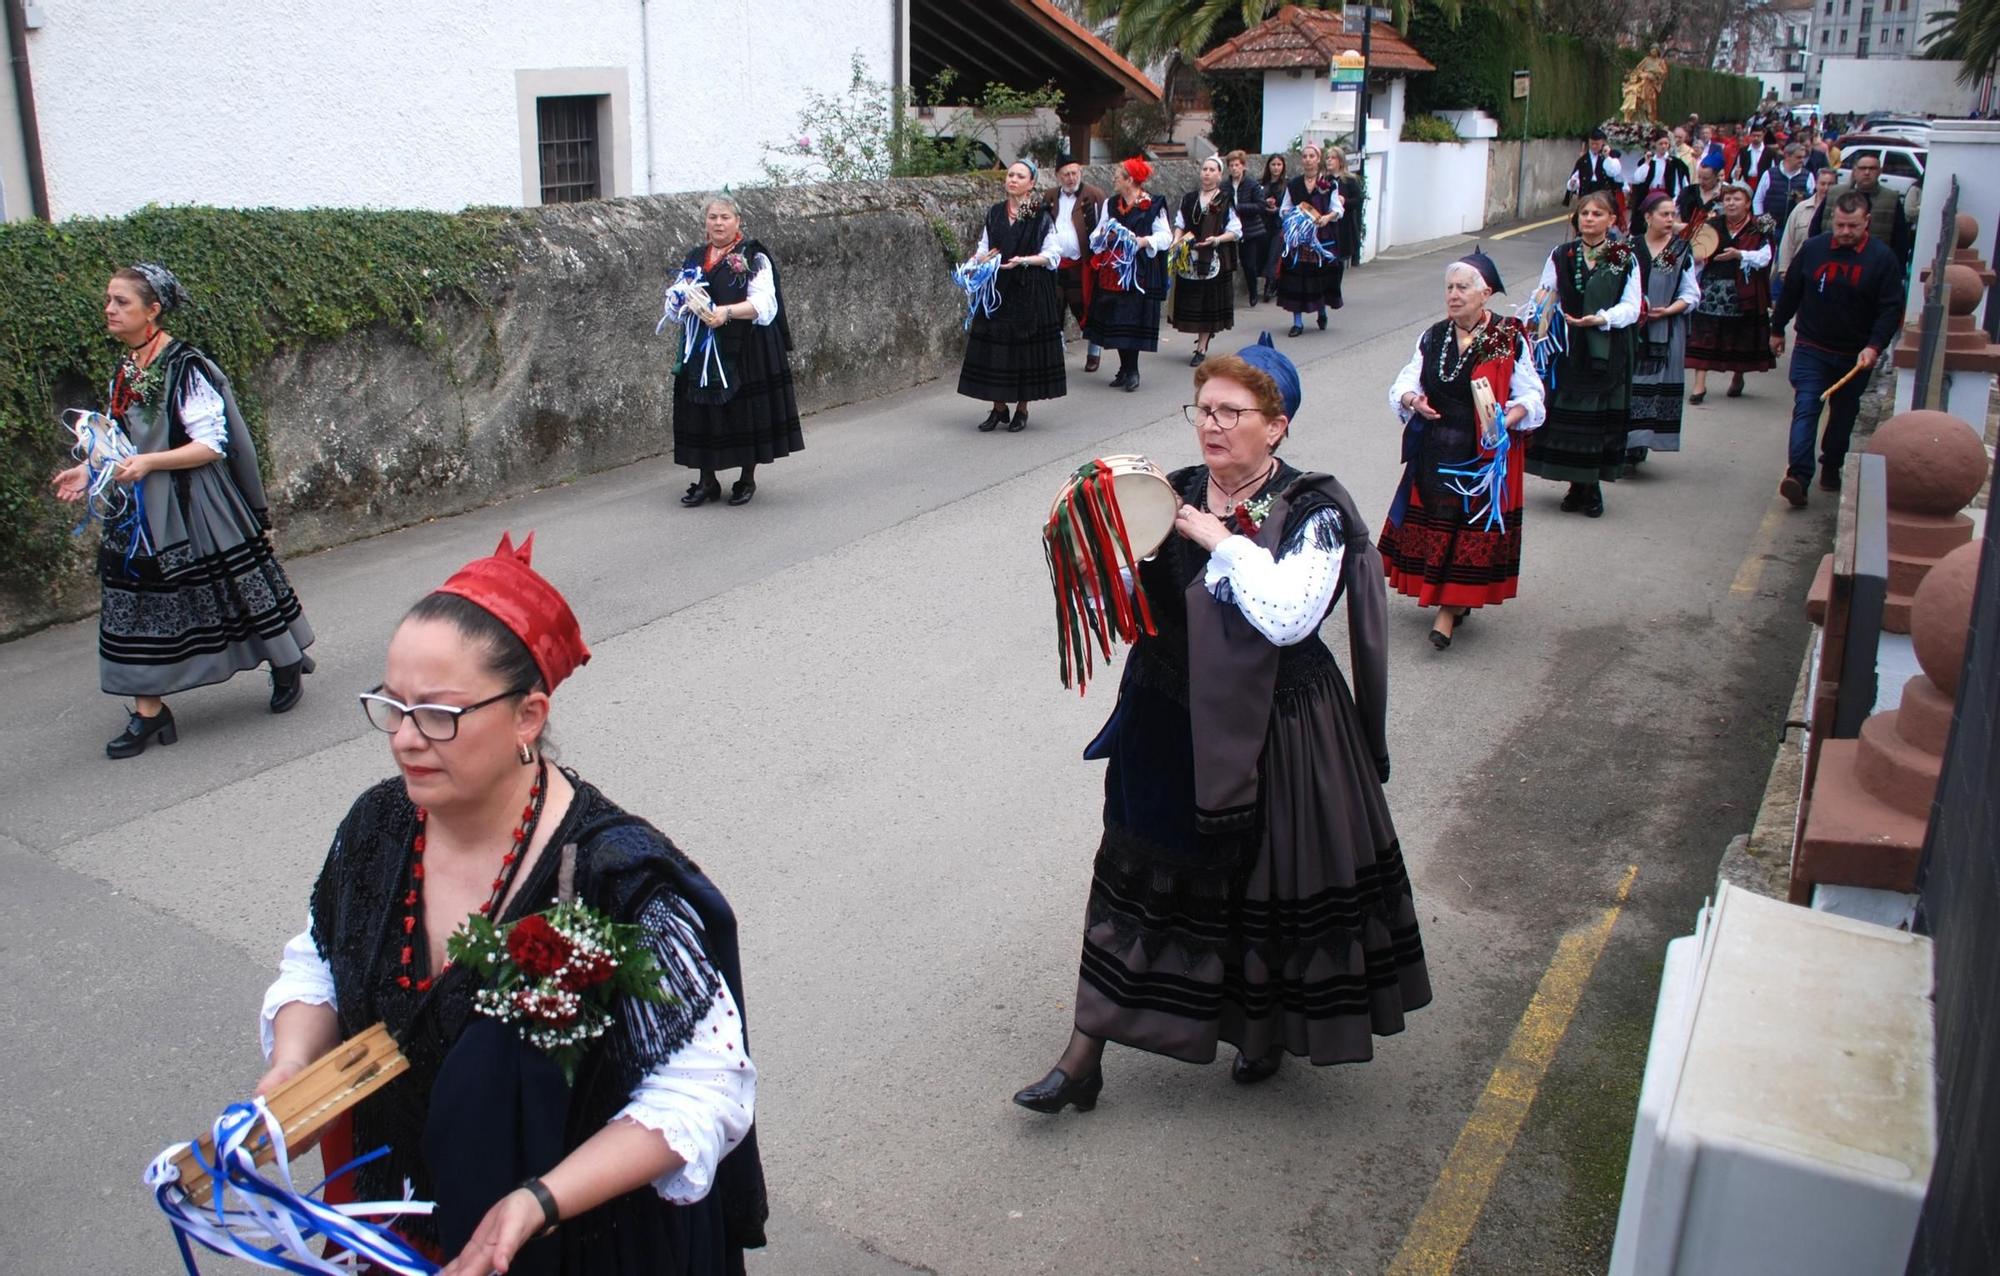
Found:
<box><xmin>674</xmin><ymin>196</ymin><xmax>801</xmax><ymax>508</ymax></box>
<box><xmin>259</xmin><ymin>533</ymin><xmax>765</xmax><ymax>1274</ymax></box>
<box><xmin>1014</xmin><ymin>335</ymin><xmax>1430</xmax><ymax>1111</ymax></box>
<box><xmin>957</xmin><ymin>160</ymin><xmax>1066</xmax><ymax>432</ymax></box>
<box><xmin>50</xmin><ymin>263</ymin><xmax>315</xmax><ymax>758</ymax></box>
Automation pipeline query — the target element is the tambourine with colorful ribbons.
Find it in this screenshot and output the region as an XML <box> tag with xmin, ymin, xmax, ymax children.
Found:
<box><xmin>1042</xmin><ymin>456</ymin><xmax>1175</xmax><ymax>694</ymax></box>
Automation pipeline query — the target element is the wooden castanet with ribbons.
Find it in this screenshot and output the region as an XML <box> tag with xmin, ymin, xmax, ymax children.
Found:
<box><xmin>1042</xmin><ymin>455</ymin><xmax>1176</xmax><ymax>693</ymax></box>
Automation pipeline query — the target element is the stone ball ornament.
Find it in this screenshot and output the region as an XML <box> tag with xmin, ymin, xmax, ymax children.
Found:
<box><xmin>1910</xmin><ymin>540</ymin><xmax>1982</xmax><ymax>697</ymax></box>
<box><xmin>1946</xmin><ymin>263</ymin><xmax>1983</xmax><ymax>317</ymax></box>
<box><xmin>1954</xmin><ymin>211</ymin><xmax>1977</xmax><ymax>251</ymax></box>
<box><xmin>1864</xmin><ymin>410</ymin><xmax>1989</xmax><ymax>516</ymax></box>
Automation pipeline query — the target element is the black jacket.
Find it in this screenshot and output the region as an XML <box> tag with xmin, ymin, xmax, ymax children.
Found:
<box><xmin>1770</xmin><ymin>233</ymin><xmax>1905</xmax><ymax>356</ymax></box>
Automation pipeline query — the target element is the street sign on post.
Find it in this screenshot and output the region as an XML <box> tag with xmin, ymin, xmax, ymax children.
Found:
<box><xmin>1513</xmin><ymin>69</ymin><xmax>1531</xmax><ymax>100</ymax></box>
<box><xmin>1331</xmin><ymin>50</ymin><xmax>1365</xmax><ymax>91</ymax></box>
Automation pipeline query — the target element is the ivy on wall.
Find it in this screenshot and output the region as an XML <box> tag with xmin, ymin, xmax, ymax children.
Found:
<box><xmin>0</xmin><ymin>205</ymin><xmax>511</xmax><ymax>599</ymax></box>
<box><xmin>1404</xmin><ymin>10</ymin><xmax>1760</xmax><ymax>140</ymax></box>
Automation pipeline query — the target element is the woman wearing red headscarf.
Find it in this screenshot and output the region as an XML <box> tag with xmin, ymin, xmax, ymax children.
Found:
<box><xmin>1084</xmin><ymin>156</ymin><xmax>1172</xmax><ymax>393</ymax></box>
<box><xmin>256</xmin><ymin>534</ymin><xmax>767</xmax><ymax>1274</ymax></box>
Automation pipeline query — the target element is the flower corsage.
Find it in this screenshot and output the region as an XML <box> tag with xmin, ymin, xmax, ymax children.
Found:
<box><xmin>1233</xmin><ymin>493</ymin><xmax>1277</xmax><ymax>537</ymax></box>
<box><xmin>448</xmin><ymin>903</ymin><xmax>671</xmax><ymax>1082</ymax></box>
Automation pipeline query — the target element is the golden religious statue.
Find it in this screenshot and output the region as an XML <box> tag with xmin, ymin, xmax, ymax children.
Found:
<box><xmin>1621</xmin><ymin>45</ymin><xmax>1669</xmax><ymax>124</ymax></box>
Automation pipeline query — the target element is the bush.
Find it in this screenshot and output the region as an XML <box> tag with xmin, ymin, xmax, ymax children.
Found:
<box><xmin>1400</xmin><ymin>113</ymin><xmax>1464</xmax><ymax>142</ymax></box>
<box><xmin>1206</xmin><ymin>74</ymin><xmax>1264</xmax><ymax>153</ymax></box>
<box><xmin>1404</xmin><ymin>10</ymin><xmax>1760</xmax><ymax>139</ymax></box>
<box><xmin>1101</xmin><ymin>101</ymin><xmax>1173</xmax><ymax>159</ymax></box>
<box><xmin>0</xmin><ymin>205</ymin><xmax>509</xmax><ymax>596</ymax></box>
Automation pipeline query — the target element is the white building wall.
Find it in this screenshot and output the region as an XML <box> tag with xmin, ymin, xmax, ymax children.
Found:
<box><xmin>1260</xmin><ymin>72</ymin><xmax>1319</xmax><ymax>153</ymax></box>
<box><xmin>24</xmin><ymin>0</ymin><xmax>892</xmax><ymax>218</ymax></box>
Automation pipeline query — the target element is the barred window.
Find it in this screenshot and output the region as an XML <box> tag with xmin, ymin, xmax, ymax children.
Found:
<box><xmin>536</xmin><ymin>96</ymin><xmax>603</xmax><ymax>204</ymax></box>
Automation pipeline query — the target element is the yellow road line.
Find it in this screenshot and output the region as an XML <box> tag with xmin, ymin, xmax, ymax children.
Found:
<box><xmin>1387</xmin><ymin>864</ymin><xmax>1640</xmax><ymax>1276</ymax></box>
<box><xmin>1729</xmin><ymin>503</ymin><xmax>1789</xmax><ymax>597</ymax></box>
<box><xmin>1489</xmin><ymin>213</ymin><xmax>1572</xmax><ymax>240</ymax></box>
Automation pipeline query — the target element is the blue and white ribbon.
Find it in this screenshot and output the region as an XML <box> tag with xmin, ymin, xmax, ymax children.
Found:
<box><xmin>146</xmin><ymin>1098</ymin><xmax>438</xmax><ymax>1275</ymax></box>
<box><xmin>656</xmin><ymin>267</ymin><xmax>729</xmax><ymax>390</ymax></box>
<box><xmin>1280</xmin><ymin>206</ymin><xmax>1337</xmax><ymax>267</ymax></box>
<box><xmin>951</xmin><ymin>254</ymin><xmax>1003</xmax><ymax>329</ymax></box>
<box><xmin>1089</xmin><ymin>219</ymin><xmax>1146</xmax><ymax>293</ymax></box>
<box><xmin>1436</xmin><ymin>408</ymin><xmax>1512</xmax><ymax>534</ymax></box>
<box><xmin>64</xmin><ymin>408</ymin><xmax>154</xmax><ymax>572</ymax></box>
<box><xmin>1516</xmin><ymin>290</ymin><xmax>1569</xmax><ymax>393</ymax></box>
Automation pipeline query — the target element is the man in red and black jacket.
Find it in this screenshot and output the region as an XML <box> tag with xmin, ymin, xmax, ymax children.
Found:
<box><xmin>1768</xmin><ymin>191</ymin><xmax>1907</xmax><ymax>506</ymax></box>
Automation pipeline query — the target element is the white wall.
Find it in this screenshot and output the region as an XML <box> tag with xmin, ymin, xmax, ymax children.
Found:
<box><xmin>1382</xmin><ymin>138</ymin><xmax>1490</xmax><ymax>247</ymax></box>
<box><xmin>24</xmin><ymin>0</ymin><xmax>893</xmax><ymax>217</ymax></box>
<box><xmin>1818</xmin><ymin>57</ymin><xmax>1980</xmax><ymax>116</ymax></box>
<box><xmin>1260</xmin><ymin>71</ymin><xmax>1319</xmax><ymax>153</ymax></box>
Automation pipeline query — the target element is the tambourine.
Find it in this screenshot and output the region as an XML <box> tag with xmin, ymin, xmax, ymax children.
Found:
<box><xmin>1043</xmin><ymin>456</ymin><xmax>1172</xmax><ymax>692</ymax></box>
<box><xmin>1688</xmin><ymin>223</ymin><xmax>1721</xmax><ymax>263</ymax></box>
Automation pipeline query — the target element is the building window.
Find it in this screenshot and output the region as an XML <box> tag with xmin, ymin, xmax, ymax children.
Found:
<box><xmin>535</xmin><ymin>96</ymin><xmax>602</xmax><ymax>203</ymax></box>
<box><xmin>1857</xmin><ymin>36</ymin><xmax>1869</xmax><ymax>56</ymax></box>
<box><xmin>1842</xmin><ymin>0</ymin><xmax>1850</xmax><ymax>12</ymax></box>
<box><xmin>1821</xmin><ymin>29</ymin><xmax>1830</xmax><ymax>45</ymax></box>
<box><xmin>1840</xmin><ymin>29</ymin><xmax>1849</xmax><ymax>43</ymax></box>
<box><xmin>1824</xmin><ymin>1</ymin><xmax>1832</xmax><ymax>12</ymax></box>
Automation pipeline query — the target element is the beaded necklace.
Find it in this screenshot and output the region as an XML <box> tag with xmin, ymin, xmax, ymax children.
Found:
<box><xmin>1569</xmin><ymin>238</ymin><xmax>1606</xmax><ymax>293</ymax></box>
<box><xmin>398</xmin><ymin>760</ymin><xmax>548</xmax><ymax>992</ymax></box>
<box><xmin>1434</xmin><ymin>315</ymin><xmax>1488</xmax><ymax>383</ymax></box>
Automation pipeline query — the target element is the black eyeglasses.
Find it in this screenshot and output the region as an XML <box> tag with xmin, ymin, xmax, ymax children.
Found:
<box><xmin>358</xmin><ymin>687</ymin><xmax>528</xmax><ymax>742</ymax></box>
<box><xmin>1184</xmin><ymin>403</ymin><xmax>1266</xmax><ymax>431</ymax></box>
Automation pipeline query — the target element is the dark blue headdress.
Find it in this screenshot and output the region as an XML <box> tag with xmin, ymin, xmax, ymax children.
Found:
<box><xmin>1233</xmin><ymin>331</ymin><xmax>1301</xmax><ymax>418</ymax></box>
<box><xmin>1453</xmin><ymin>247</ymin><xmax>1505</xmax><ymax>294</ymax></box>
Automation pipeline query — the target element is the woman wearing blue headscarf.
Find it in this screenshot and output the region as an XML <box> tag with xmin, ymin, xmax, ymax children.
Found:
<box><xmin>1014</xmin><ymin>334</ymin><xmax>1430</xmax><ymax>1111</ymax></box>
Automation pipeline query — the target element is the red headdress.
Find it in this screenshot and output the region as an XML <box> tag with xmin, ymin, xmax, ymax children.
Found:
<box><xmin>1121</xmin><ymin>156</ymin><xmax>1152</xmax><ymax>185</ymax></box>
<box><xmin>433</xmin><ymin>532</ymin><xmax>591</xmax><ymax>693</ymax></box>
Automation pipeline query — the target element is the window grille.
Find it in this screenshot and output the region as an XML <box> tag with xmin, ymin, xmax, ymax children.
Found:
<box><xmin>537</xmin><ymin>96</ymin><xmax>602</xmax><ymax>204</ymax></box>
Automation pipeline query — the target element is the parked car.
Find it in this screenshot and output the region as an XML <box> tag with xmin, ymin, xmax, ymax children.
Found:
<box><xmin>1830</xmin><ymin>135</ymin><xmax>1927</xmax><ymax>195</ymax></box>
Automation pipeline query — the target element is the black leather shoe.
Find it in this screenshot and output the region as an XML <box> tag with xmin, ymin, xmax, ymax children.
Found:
<box><xmin>1109</xmin><ymin>368</ymin><xmax>1131</xmax><ymax>388</ymax></box>
<box><xmin>1287</xmin><ymin>323</ymin><xmax>1303</xmax><ymax>338</ymax></box>
<box><xmin>269</xmin><ymin>654</ymin><xmax>315</xmax><ymax>714</ymax></box>
<box><xmin>680</xmin><ymin>479</ymin><xmax>721</xmax><ymax>508</ymax></box>
<box><xmin>1317</xmin><ymin>310</ymin><xmax>1329</xmax><ymax>330</ymax></box>
<box><xmin>1560</xmin><ymin>485</ymin><xmax>1586</xmax><ymax>512</ymax></box>
<box><xmin>1189</xmin><ymin>351</ymin><xmax>1205</xmax><ymax>367</ymax></box>
<box><xmin>1231</xmin><ymin>1047</ymin><xmax>1284</xmax><ymax>1085</ymax></box>
<box><xmin>1007</xmin><ymin>407</ymin><xmax>1028</xmax><ymax>433</ymax></box>
<box><xmin>107</xmin><ymin>706</ymin><xmax>177</xmax><ymax>759</ymax></box>
<box><xmin>1012</xmin><ymin>1067</ymin><xmax>1103</xmax><ymax>1113</ymax></box>
<box><xmin>978</xmin><ymin>407</ymin><xmax>1008</xmax><ymax>432</ymax></box>
<box><xmin>1583</xmin><ymin>485</ymin><xmax>1605</xmax><ymax>518</ymax></box>
<box><xmin>727</xmin><ymin>479</ymin><xmax>757</xmax><ymax>507</ymax></box>
<box><xmin>1123</xmin><ymin>370</ymin><xmax>1141</xmax><ymax>393</ymax></box>
<box><xmin>1819</xmin><ymin>468</ymin><xmax>1842</xmax><ymax>492</ymax></box>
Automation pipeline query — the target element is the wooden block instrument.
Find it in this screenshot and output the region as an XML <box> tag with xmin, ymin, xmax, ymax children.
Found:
<box><xmin>166</xmin><ymin>1024</ymin><xmax>407</xmax><ymax>1208</ymax></box>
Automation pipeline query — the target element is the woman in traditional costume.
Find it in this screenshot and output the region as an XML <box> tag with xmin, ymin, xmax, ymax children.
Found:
<box><xmin>1381</xmin><ymin>251</ymin><xmax>1546</xmax><ymax>650</ymax></box>
<box><xmin>1685</xmin><ymin>181</ymin><xmax>1775</xmax><ymax>404</ymax></box>
<box><xmin>958</xmin><ymin>160</ymin><xmax>1067</xmax><ymax>432</ymax></box>
<box><xmin>1626</xmin><ymin>193</ymin><xmax>1703</xmax><ymax>466</ymax></box>
<box><xmin>1525</xmin><ymin>190</ymin><xmax>1641</xmax><ymax>519</ymax></box>
<box><xmin>1013</xmin><ymin>335</ymin><xmax>1430</xmax><ymax>1112</ymax></box>
<box><xmin>1169</xmin><ymin>156</ymin><xmax>1243</xmax><ymax>366</ymax></box>
<box><xmin>258</xmin><ymin>533</ymin><xmax>766</xmax><ymax>1274</ymax></box>
<box><xmin>674</xmin><ymin>196</ymin><xmax>800</xmax><ymax>508</ymax></box>
<box><xmin>49</xmin><ymin>264</ymin><xmax>315</xmax><ymax>759</ymax></box>
<box><xmin>1085</xmin><ymin>157</ymin><xmax>1172</xmax><ymax>394</ymax></box>
<box><xmin>1275</xmin><ymin>143</ymin><xmax>1344</xmax><ymax>338</ymax></box>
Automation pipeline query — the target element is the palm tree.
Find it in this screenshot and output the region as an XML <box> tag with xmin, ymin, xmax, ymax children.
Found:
<box><xmin>1081</xmin><ymin>0</ymin><xmax>1495</xmax><ymax>63</ymax></box>
<box><xmin>1922</xmin><ymin>0</ymin><xmax>2000</xmax><ymax>85</ymax></box>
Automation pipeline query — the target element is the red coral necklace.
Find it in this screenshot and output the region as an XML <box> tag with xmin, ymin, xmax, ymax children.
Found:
<box><xmin>399</xmin><ymin>760</ymin><xmax>548</xmax><ymax>991</ymax></box>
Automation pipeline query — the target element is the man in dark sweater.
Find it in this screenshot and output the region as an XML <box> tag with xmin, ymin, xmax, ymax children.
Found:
<box><xmin>1768</xmin><ymin>192</ymin><xmax>1907</xmax><ymax>505</ymax></box>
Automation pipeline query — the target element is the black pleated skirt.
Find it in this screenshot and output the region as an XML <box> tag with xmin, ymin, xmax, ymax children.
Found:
<box><xmin>1169</xmin><ymin>272</ymin><xmax>1236</xmax><ymax>336</ymax></box>
<box><xmin>1086</xmin><ymin>289</ymin><xmax>1164</xmax><ymax>352</ymax></box>
<box><xmin>673</xmin><ymin>325</ymin><xmax>803</xmax><ymax>471</ymax></box>
<box><xmin>958</xmin><ymin>267</ymin><xmax>1068</xmax><ymax>402</ymax></box>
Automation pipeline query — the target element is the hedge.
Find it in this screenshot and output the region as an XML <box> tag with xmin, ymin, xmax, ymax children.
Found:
<box><xmin>0</xmin><ymin>205</ymin><xmax>512</xmax><ymax>600</ymax></box>
<box><xmin>1404</xmin><ymin>10</ymin><xmax>1760</xmax><ymax>140</ymax></box>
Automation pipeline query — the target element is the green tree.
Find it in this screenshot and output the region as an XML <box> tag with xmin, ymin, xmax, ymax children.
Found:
<box><xmin>1922</xmin><ymin>0</ymin><xmax>2000</xmax><ymax>85</ymax></box>
<box><xmin>1082</xmin><ymin>0</ymin><xmax>1505</xmax><ymax>62</ymax></box>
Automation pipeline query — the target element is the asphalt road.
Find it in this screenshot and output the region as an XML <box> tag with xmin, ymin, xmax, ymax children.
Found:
<box><xmin>0</xmin><ymin>223</ymin><xmax>1834</xmax><ymax>1275</ymax></box>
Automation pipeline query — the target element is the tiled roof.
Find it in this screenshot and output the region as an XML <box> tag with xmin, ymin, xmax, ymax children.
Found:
<box><xmin>1196</xmin><ymin>5</ymin><xmax>1435</xmax><ymax>75</ymax></box>
<box><xmin>1007</xmin><ymin>0</ymin><xmax>1164</xmax><ymax>101</ymax></box>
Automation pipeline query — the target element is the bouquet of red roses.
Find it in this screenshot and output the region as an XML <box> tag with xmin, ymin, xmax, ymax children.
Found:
<box><xmin>448</xmin><ymin>902</ymin><xmax>670</xmax><ymax>1081</ymax></box>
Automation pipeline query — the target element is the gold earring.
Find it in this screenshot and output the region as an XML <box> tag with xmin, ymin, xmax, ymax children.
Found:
<box><xmin>519</xmin><ymin>743</ymin><xmax>534</xmax><ymax>765</ymax></box>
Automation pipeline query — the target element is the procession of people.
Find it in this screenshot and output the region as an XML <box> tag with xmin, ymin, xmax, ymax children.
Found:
<box><xmin>38</xmin><ymin>112</ymin><xmax>1914</xmax><ymax>1271</ymax></box>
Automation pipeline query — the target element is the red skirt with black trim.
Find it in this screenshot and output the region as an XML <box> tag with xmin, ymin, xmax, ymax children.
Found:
<box><xmin>1378</xmin><ymin>477</ymin><xmax>1525</xmax><ymax>609</ymax></box>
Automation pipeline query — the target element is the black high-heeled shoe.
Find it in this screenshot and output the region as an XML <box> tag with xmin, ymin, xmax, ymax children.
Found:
<box><xmin>727</xmin><ymin>479</ymin><xmax>757</xmax><ymax>507</ymax></box>
<box><xmin>270</xmin><ymin>653</ymin><xmax>316</xmax><ymax>714</ymax></box>
<box><xmin>1012</xmin><ymin>1066</ymin><xmax>1103</xmax><ymax>1113</ymax></box>
<box><xmin>1006</xmin><ymin>407</ymin><xmax>1028</xmax><ymax>433</ymax></box>
<box><xmin>1231</xmin><ymin>1047</ymin><xmax>1285</xmax><ymax>1085</ymax></box>
<box><xmin>978</xmin><ymin>406</ymin><xmax>1009</xmax><ymax>432</ymax></box>
<box><xmin>681</xmin><ymin>478</ymin><xmax>721</xmax><ymax>507</ymax></box>
<box><xmin>107</xmin><ymin>705</ymin><xmax>177</xmax><ymax>759</ymax></box>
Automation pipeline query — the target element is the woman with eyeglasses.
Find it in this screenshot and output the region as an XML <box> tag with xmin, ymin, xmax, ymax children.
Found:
<box><xmin>1014</xmin><ymin>334</ymin><xmax>1430</xmax><ymax>1114</ymax></box>
<box><xmin>258</xmin><ymin>533</ymin><xmax>766</xmax><ymax>1274</ymax></box>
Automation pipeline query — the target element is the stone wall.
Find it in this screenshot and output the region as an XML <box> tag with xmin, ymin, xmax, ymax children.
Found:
<box><xmin>1484</xmin><ymin>139</ymin><xmax>1587</xmax><ymax>226</ymax></box>
<box><xmin>2</xmin><ymin>163</ymin><xmax>1196</xmax><ymax>638</ymax></box>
